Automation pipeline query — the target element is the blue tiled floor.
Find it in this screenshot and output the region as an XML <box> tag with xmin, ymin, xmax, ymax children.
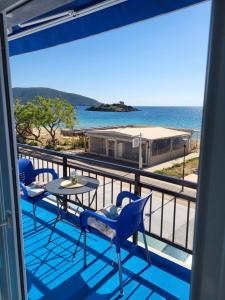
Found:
<box><xmin>21</xmin><ymin>199</ymin><xmax>190</xmax><ymax>300</ymax></box>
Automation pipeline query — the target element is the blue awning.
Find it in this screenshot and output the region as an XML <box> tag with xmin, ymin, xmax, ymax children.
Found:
<box><xmin>8</xmin><ymin>0</ymin><xmax>205</xmax><ymax>56</ymax></box>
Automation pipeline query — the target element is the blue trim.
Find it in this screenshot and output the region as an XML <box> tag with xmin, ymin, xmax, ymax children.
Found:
<box><xmin>9</xmin><ymin>0</ymin><xmax>205</xmax><ymax>56</ymax></box>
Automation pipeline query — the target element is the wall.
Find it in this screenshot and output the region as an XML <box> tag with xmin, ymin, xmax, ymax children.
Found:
<box><xmin>88</xmin><ymin>134</ymin><xmax>191</xmax><ymax>167</ymax></box>
<box><xmin>88</xmin><ymin>135</ymin><xmax>148</xmax><ymax>165</ymax></box>
<box><xmin>149</xmin><ymin>136</ymin><xmax>191</xmax><ymax>166</ymax></box>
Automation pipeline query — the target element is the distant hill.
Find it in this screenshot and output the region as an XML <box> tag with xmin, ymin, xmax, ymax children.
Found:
<box><xmin>12</xmin><ymin>87</ymin><xmax>101</xmax><ymax>106</ymax></box>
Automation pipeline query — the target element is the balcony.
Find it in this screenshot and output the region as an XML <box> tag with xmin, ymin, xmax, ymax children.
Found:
<box><xmin>22</xmin><ymin>199</ymin><xmax>190</xmax><ymax>299</ymax></box>
<box><xmin>18</xmin><ymin>144</ymin><xmax>196</xmax><ymax>299</ymax></box>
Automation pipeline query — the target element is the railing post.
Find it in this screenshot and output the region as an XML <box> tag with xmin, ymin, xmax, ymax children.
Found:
<box><xmin>63</xmin><ymin>156</ymin><xmax>67</xmax><ymax>177</ymax></box>
<box><xmin>133</xmin><ymin>173</ymin><xmax>141</xmax><ymax>244</ymax></box>
<box><xmin>18</xmin><ymin>143</ymin><xmax>196</xmax><ymax>253</ymax></box>
<box><xmin>134</xmin><ymin>173</ymin><xmax>141</xmax><ymax>196</ymax></box>
<box><xmin>62</xmin><ymin>157</ymin><xmax>68</xmax><ymax>211</ymax></box>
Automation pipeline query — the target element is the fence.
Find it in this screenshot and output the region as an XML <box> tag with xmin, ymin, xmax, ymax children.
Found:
<box><xmin>17</xmin><ymin>143</ymin><xmax>197</xmax><ymax>254</ymax></box>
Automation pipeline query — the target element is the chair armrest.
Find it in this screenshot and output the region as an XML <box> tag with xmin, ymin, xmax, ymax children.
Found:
<box><xmin>116</xmin><ymin>191</ymin><xmax>140</xmax><ymax>207</ymax></box>
<box><xmin>34</xmin><ymin>168</ymin><xmax>58</xmax><ymax>180</ymax></box>
<box><xmin>80</xmin><ymin>210</ymin><xmax>117</xmax><ymax>232</ymax></box>
<box><xmin>19</xmin><ymin>181</ymin><xmax>29</xmax><ymax>199</ymax></box>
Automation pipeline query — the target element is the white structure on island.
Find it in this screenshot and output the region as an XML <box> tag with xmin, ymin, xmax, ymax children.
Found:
<box><xmin>86</xmin><ymin>126</ymin><xmax>193</xmax><ymax>166</ymax></box>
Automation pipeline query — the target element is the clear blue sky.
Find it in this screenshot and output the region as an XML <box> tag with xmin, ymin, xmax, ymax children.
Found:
<box><xmin>10</xmin><ymin>1</ymin><xmax>211</xmax><ymax>106</ymax></box>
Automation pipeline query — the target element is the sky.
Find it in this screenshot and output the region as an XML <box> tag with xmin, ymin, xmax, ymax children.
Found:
<box><xmin>10</xmin><ymin>1</ymin><xmax>211</xmax><ymax>106</ymax></box>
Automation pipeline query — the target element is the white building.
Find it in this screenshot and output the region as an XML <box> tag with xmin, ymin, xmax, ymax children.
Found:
<box><xmin>86</xmin><ymin>126</ymin><xmax>192</xmax><ymax>166</ymax></box>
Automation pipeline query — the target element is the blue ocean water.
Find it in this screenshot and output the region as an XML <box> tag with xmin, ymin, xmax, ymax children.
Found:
<box><xmin>75</xmin><ymin>106</ymin><xmax>203</xmax><ymax>130</ymax></box>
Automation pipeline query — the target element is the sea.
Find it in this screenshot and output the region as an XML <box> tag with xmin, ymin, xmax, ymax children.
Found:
<box><xmin>75</xmin><ymin>106</ymin><xmax>203</xmax><ymax>136</ymax></box>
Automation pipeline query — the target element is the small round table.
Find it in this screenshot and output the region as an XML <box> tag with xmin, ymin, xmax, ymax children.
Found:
<box><xmin>45</xmin><ymin>176</ymin><xmax>99</xmax><ymax>246</ymax></box>
<box><xmin>46</xmin><ymin>176</ymin><xmax>99</xmax><ymax>210</ymax></box>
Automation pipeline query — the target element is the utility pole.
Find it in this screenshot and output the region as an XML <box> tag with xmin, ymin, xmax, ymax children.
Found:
<box><xmin>139</xmin><ymin>133</ymin><xmax>143</xmax><ymax>169</ymax></box>
<box><xmin>182</xmin><ymin>138</ymin><xmax>188</xmax><ymax>191</ymax></box>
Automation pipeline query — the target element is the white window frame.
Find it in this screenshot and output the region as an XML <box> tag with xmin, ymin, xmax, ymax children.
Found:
<box><xmin>0</xmin><ymin>9</ymin><xmax>27</xmax><ymax>300</ymax></box>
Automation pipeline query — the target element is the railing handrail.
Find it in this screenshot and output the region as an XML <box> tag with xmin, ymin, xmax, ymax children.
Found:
<box><xmin>18</xmin><ymin>143</ymin><xmax>196</xmax><ymax>253</ymax></box>
<box><xmin>17</xmin><ymin>143</ymin><xmax>197</xmax><ymax>190</ymax></box>
<box><xmin>18</xmin><ymin>147</ymin><xmax>196</xmax><ymax>202</ymax></box>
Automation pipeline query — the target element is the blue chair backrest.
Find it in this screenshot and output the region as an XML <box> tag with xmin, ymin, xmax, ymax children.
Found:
<box><xmin>18</xmin><ymin>158</ymin><xmax>36</xmax><ymax>186</ymax></box>
<box><xmin>116</xmin><ymin>193</ymin><xmax>151</xmax><ymax>240</ymax></box>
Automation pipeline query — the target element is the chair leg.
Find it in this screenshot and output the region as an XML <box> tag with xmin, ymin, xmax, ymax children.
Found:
<box><xmin>117</xmin><ymin>251</ymin><xmax>124</xmax><ymax>296</ymax></box>
<box><xmin>32</xmin><ymin>203</ymin><xmax>37</xmax><ymax>231</ymax></box>
<box><xmin>45</xmin><ymin>215</ymin><xmax>59</xmax><ymax>246</ymax></box>
<box><xmin>142</xmin><ymin>232</ymin><xmax>151</xmax><ymax>265</ymax></box>
<box><xmin>84</xmin><ymin>231</ymin><xmax>87</xmax><ymax>268</ymax></box>
<box><xmin>56</xmin><ymin>197</ymin><xmax>60</xmax><ymax>215</ymax></box>
<box><xmin>72</xmin><ymin>230</ymin><xmax>83</xmax><ymax>261</ymax></box>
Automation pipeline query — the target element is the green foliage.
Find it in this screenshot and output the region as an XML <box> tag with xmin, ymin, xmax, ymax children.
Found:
<box><xmin>14</xmin><ymin>99</ymin><xmax>43</xmax><ymax>143</ymax></box>
<box><xmin>60</xmin><ymin>139</ymin><xmax>70</xmax><ymax>146</ymax></box>
<box><xmin>14</xmin><ymin>96</ymin><xmax>76</xmax><ymax>146</ymax></box>
<box><xmin>45</xmin><ymin>139</ymin><xmax>59</xmax><ymax>149</ymax></box>
<box><xmin>14</xmin><ymin>99</ymin><xmax>27</xmax><ymax>142</ymax></box>
<box><xmin>154</xmin><ymin>157</ymin><xmax>199</xmax><ymax>178</ymax></box>
<box><xmin>13</xmin><ymin>87</ymin><xmax>100</xmax><ymax>106</ymax></box>
<box><xmin>71</xmin><ymin>136</ymin><xmax>86</xmax><ymax>149</ymax></box>
<box><xmin>33</xmin><ymin>96</ymin><xmax>76</xmax><ymax>146</ymax></box>
<box><xmin>27</xmin><ymin>140</ymin><xmax>38</xmax><ymax>146</ymax></box>
<box><xmin>86</xmin><ymin>102</ymin><xmax>138</xmax><ymax>112</ymax></box>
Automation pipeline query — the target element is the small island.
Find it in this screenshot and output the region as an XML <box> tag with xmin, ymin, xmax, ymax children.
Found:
<box><xmin>86</xmin><ymin>101</ymin><xmax>139</xmax><ymax>112</ymax></box>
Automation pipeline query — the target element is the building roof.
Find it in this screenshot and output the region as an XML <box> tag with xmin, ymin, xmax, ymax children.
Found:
<box><xmin>87</xmin><ymin>126</ymin><xmax>191</xmax><ymax>141</ymax></box>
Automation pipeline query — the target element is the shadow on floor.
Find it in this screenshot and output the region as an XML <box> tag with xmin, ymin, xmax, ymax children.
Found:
<box><xmin>21</xmin><ymin>199</ymin><xmax>190</xmax><ymax>300</ymax></box>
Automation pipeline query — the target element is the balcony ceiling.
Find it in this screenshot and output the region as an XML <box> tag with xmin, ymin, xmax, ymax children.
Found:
<box><xmin>7</xmin><ymin>0</ymin><xmax>205</xmax><ymax>56</ymax></box>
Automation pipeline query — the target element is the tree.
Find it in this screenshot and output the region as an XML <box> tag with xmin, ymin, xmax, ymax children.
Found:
<box><xmin>14</xmin><ymin>99</ymin><xmax>43</xmax><ymax>143</ymax></box>
<box><xmin>33</xmin><ymin>96</ymin><xmax>76</xmax><ymax>146</ymax></box>
<box><xmin>14</xmin><ymin>99</ymin><xmax>28</xmax><ymax>142</ymax></box>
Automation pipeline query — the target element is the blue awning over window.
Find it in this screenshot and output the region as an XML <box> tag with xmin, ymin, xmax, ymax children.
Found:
<box><xmin>8</xmin><ymin>0</ymin><xmax>205</xmax><ymax>56</ymax></box>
